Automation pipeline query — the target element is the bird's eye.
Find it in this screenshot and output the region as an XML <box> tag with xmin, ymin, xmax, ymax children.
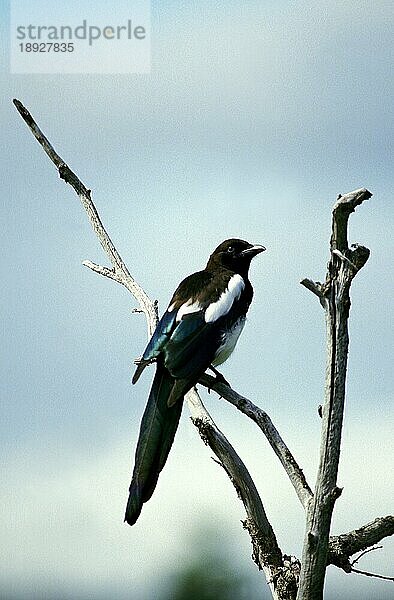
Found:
<box><xmin>227</xmin><ymin>246</ymin><xmax>234</xmax><ymax>253</ymax></box>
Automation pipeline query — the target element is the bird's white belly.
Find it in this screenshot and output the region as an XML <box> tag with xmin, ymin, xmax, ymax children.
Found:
<box><xmin>212</xmin><ymin>317</ymin><xmax>245</xmax><ymax>367</ymax></box>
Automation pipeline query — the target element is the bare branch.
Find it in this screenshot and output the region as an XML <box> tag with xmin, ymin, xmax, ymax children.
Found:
<box><xmin>82</xmin><ymin>260</ymin><xmax>122</xmax><ymax>282</ymax></box>
<box><xmin>13</xmin><ymin>98</ymin><xmax>158</xmax><ymax>337</ymax></box>
<box><xmin>297</xmin><ymin>188</ymin><xmax>373</xmax><ymax>600</ymax></box>
<box><xmin>187</xmin><ymin>389</ymin><xmax>281</xmax><ymax>560</ymax></box>
<box><xmin>351</xmin><ymin>545</ymin><xmax>383</xmax><ymax>566</ymax></box>
<box><xmin>331</xmin><ymin>188</ymin><xmax>372</xmax><ymax>252</ymax></box>
<box><xmin>300</xmin><ymin>279</ymin><xmax>325</xmax><ymax>305</ymax></box>
<box><xmin>13</xmin><ymin>99</ymin><xmax>67</xmax><ymax>172</ymax></box>
<box><xmin>328</xmin><ymin>516</ymin><xmax>394</xmax><ymax>571</ymax></box>
<box><xmin>350</xmin><ymin>546</ymin><xmax>383</xmax><ymax>567</ymax></box>
<box><xmin>186</xmin><ymin>389</ymin><xmax>300</xmax><ymax>600</ymax></box>
<box><xmin>350</xmin><ymin>568</ymin><xmax>394</xmax><ymax>582</ymax></box>
<box><xmin>199</xmin><ymin>374</ymin><xmax>313</xmax><ymax>511</ymax></box>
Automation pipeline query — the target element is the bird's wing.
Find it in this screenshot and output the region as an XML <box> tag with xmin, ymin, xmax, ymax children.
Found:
<box><xmin>132</xmin><ymin>270</ymin><xmax>214</xmax><ymax>384</ymax></box>
<box><xmin>133</xmin><ymin>268</ymin><xmax>245</xmax><ymax>385</ymax></box>
<box><xmin>164</xmin><ymin>270</ymin><xmax>245</xmax><ymax>380</ymax></box>
<box><xmin>132</xmin><ymin>308</ymin><xmax>177</xmax><ymax>383</ymax></box>
<box><xmin>164</xmin><ymin>310</ymin><xmax>218</xmax><ymax>379</ymax></box>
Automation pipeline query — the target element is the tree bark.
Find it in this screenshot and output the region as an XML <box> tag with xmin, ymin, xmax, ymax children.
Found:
<box><xmin>297</xmin><ymin>189</ymin><xmax>372</xmax><ymax>599</ymax></box>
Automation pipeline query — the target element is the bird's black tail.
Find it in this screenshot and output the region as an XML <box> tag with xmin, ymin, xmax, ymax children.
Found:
<box><xmin>125</xmin><ymin>362</ymin><xmax>183</xmax><ymax>525</ymax></box>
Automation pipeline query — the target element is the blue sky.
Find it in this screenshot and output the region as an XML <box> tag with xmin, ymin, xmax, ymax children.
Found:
<box><xmin>1</xmin><ymin>1</ymin><xmax>393</xmax><ymax>598</ymax></box>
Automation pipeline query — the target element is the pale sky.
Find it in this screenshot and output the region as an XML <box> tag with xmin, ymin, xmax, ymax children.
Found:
<box><xmin>1</xmin><ymin>1</ymin><xmax>393</xmax><ymax>598</ymax></box>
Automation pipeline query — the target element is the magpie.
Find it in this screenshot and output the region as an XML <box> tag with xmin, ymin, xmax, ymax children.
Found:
<box><xmin>125</xmin><ymin>238</ymin><xmax>265</xmax><ymax>526</ymax></box>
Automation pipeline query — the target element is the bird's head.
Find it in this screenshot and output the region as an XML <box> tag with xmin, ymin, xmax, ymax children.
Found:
<box><xmin>206</xmin><ymin>238</ymin><xmax>266</xmax><ymax>276</ymax></box>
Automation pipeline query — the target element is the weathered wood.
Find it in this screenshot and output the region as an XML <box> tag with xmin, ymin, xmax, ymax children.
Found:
<box><xmin>297</xmin><ymin>189</ymin><xmax>372</xmax><ymax>600</ymax></box>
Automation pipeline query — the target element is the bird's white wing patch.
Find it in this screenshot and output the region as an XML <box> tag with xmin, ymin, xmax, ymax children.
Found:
<box><xmin>205</xmin><ymin>274</ymin><xmax>245</xmax><ymax>323</ymax></box>
<box><xmin>174</xmin><ymin>299</ymin><xmax>202</xmax><ymax>322</ymax></box>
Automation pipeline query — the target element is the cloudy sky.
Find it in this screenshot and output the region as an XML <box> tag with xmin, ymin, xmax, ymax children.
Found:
<box><xmin>1</xmin><ymin>1</ymin><xmax>393</xmax><ymax>598</ymax></box>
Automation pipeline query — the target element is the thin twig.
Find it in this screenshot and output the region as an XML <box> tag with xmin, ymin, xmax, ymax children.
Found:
<box><xmin>351</xmin><ymin>568</ymin><xmax>394</xmax><ymax>582</ymax></box>
<box><xmin>351</xmin><ymin>545</ymin><xmax>383</xmax><ymax>566</ymax></box>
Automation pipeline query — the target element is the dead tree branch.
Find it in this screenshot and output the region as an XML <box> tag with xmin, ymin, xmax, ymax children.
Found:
<box><xmin>328</xmin><ymin>516</ymin><xmax>394</xmax><ymax>572</ymax></box>
<box><xmin>297</xmin><ymin>188</ymin><xmax>372</xmax><ymax>600</ymax></box>
<box><xmin>13</xmin><ymin>98</ymin><xmax>159</xmax><ymax>337</ymax></box>
<box><xmin>350</xmin><ymin>568</ymin><xmax>394</xmax><ymax>582</ymax></box>
<box><xmin>186</xmin><ymin>389</ymin><xmax>297</xmax><ymax>600</ymax></box>
<box><xmin>200</xmin><ymin>374</ymin><xmax>394</xmax><ymax>585</ymax></box>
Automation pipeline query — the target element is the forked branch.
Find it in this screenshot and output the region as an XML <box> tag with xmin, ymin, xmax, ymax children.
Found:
<box><xmin>297</xmin><ymin>188</ymin><xmax>373</xmax><ymax>600</ymax></box>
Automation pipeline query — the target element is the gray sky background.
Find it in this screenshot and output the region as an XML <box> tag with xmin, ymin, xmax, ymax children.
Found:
<box><xmin>1</xmin><ymin>1</ymin><xmax>393</xmax><ymax>598</ymax></box>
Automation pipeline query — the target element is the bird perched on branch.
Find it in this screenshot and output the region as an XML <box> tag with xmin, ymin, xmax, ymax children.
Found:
<box><xmin>125</xmin><ymin>238</ymin><xmax>265</xmax><ymax>525</ymax></box>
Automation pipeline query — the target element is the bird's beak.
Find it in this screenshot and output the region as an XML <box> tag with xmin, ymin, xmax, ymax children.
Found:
<box><xmin>241</xmin><ymin>244</ymin><xmax>266</xmax><ymax>258</ymax></box>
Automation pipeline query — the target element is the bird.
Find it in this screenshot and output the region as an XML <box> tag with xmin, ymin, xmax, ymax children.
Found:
<box><xmin>125</xmin><ymin>238</ymin><xmax>265</xmax><ymax>525</ymax></box>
